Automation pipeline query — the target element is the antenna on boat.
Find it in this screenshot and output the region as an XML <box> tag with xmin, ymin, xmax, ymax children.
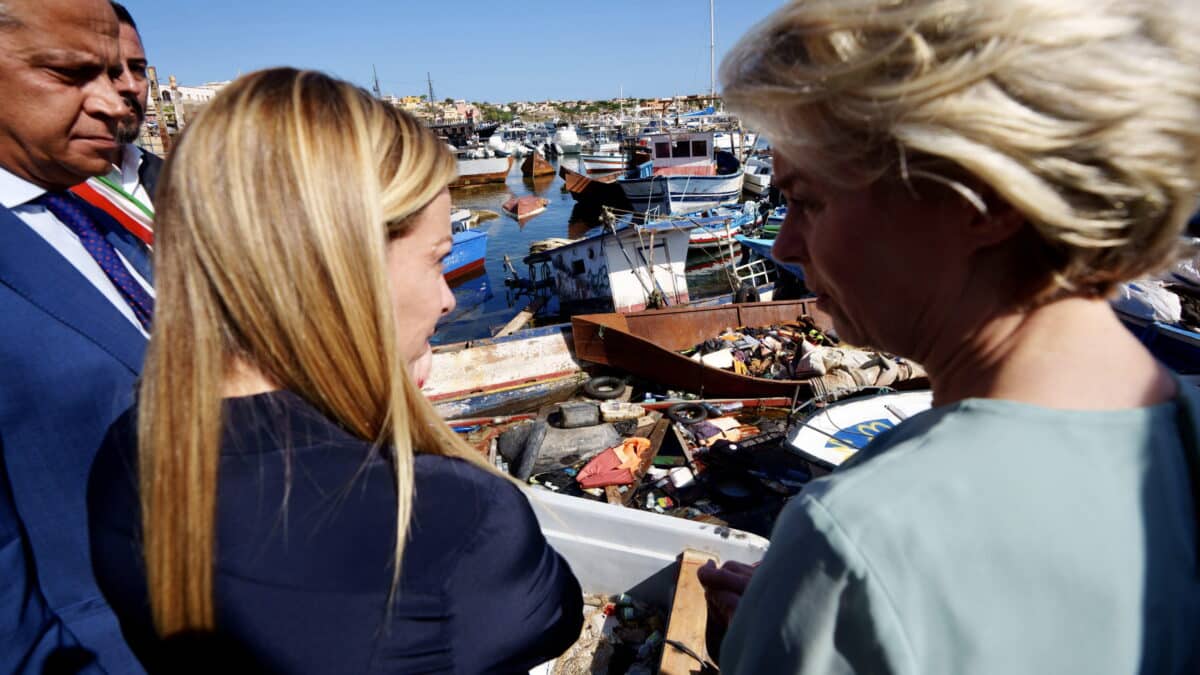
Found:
<box><xmin>709</xmin><ymin>0</ymin><xmax>716</xmax><ymax>110</ymax></box>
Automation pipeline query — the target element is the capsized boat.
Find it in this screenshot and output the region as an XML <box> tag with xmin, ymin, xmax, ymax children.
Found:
<box><xmin>502</xmin><ymin>195</ymin><xmax>550</xmax><ymax>221</ymax></box>
<box><xmin>572</xmin><ymin>300</ymin><xmax>928</xmax><ymax>398</ymax></box>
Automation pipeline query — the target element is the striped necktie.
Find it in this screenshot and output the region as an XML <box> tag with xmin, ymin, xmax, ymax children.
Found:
<box><xmin>35</xmin><ymin>191</ymin><xmax>154</xmax><ymax>330</ymax></box>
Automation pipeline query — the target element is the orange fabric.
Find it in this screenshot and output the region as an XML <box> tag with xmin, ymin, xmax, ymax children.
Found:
<box><xmin>577</xmin><ymin>437</ymin><xmax>651</xmax><ymax>488</ymax></box>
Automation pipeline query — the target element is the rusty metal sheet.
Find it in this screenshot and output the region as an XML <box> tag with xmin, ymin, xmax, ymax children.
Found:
<box><xmin>570</xmin><ymin>300</ymin><xmax>846</xmax><ymax>398</ymax></box>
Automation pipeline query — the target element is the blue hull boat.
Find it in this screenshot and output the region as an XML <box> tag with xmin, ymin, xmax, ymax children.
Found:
<box><xmin>443</xmin><ymin>229</ymin><xmax>488</xmax><ymax>282</ymax></box>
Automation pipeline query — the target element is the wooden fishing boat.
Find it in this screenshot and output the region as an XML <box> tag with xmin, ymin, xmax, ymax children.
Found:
<box><xmin>449</xmin><ymin>155</ymin><xmax>513</xmax><ymax>189</ymax></box>
<box><xmin>520</xmin><ymin>151</ymin><xmax>555</xmax><ymax>177</ymax></box>
<box><xmin>572</xmin><ymin>300</ymin><xmax>928</xmax><ymax>398</ymax></box>
<box><xmin>424</xmin><ymin>325</ymin><xmax>588</xmax><ymax>419</ymax></box>
<box><xmin>558</xmin><ymin>163</ymin><xmax>629</xmax><ymax>209</ymax></box>
<box><xmin>443</xmin><ymin>228</ymin><xmax>487</xmax><ymax>282</ymax></box>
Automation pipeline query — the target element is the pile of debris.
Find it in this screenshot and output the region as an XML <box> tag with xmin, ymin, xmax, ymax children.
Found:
<box><xmin>683</xmin><ymin>318</ymin><xmax>924</xmax><ymax>388</ymax></box>
<box><xmin>551</xmin><ymin>593</ymin><xmax>666</xmax><ymax>675</ymax></box>
<box><xmin>494</xmin><ymin>394</ymin><xmax>811</xmax><ymax>537</ymax></box>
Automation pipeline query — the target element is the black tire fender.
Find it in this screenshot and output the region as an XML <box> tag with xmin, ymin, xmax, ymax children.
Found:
<box><xmin>666</xmin><ymin>402</ymin><xmax>708</xmax><ymax>425</ymax></box>
<box><xmin>582</xmin><ymin>375</ymin><xmax>626</xmax><ymax>400</ymax></box>
<box><xmin>734</xmin><ymin>282</ymin><xmax>760</xmax><ymax>304</ymax></box>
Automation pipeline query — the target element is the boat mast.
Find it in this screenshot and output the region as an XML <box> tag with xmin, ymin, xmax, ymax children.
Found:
<box><xmin>427</xmin><ymin>72</ymin><xmax>436</xmax><ymax>120</ymax></box>
<box><xmin>709</xmin><ymin>0</ymin><xmax>716</xmax><ymax>110</ymax></box>
<box><xmin>372</xmin><ymin>64</ymin><xmax>382</xmax><ymax>99</ymax></box>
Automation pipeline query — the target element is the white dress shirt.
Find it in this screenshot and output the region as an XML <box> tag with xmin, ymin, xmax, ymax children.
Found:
<box><xmin>0</xmin><ymin>165</ymin><xmax>154</xmax><ymax>336</ymax></box>
<box><xmin>103</xmin><ymin>143</ymin><xmax>154</xmax><ymax>211</ymax></box>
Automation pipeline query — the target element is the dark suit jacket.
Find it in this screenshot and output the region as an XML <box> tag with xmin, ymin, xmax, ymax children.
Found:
<box><xmin>89</xmin><ymin>390</ymin><xmax>584</xmax><ymax>674</ymax></box>
<box><xmin>135</xmin><ymin>150</ymin><xmax>163</xmax><ymax>206</ymax></box>
<box><xmin>0</xmin><ymin>202</ymin><xmax>149</xmax><ymax>673</ymax></box>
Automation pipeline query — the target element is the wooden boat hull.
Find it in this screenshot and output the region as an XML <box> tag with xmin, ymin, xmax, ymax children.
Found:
<box><xmin>572</xmin><ymin>300</ymin><xmax>928</xmax><ymax>398</ymax></box>
<box><xmin>425</xmin><ymin>326</ymin><xmax>586</xmax><ymax>419</ymax></box>
<box><xmin>449</xmin><ymin>155</ymin><xmax>514</xmax><ymax>189</ymax></box>
<box><xmin>520</xmin><ymin>152</ymin><xmax>555</xmax><ymax>177</ymax></box>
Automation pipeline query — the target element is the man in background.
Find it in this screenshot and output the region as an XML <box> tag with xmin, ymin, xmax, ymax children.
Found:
<box><xmin>0</xmin><ymin>0</ymin><xmax>151</xmax><ymax>671</ymax></box>
<box><xmin>71</xmin><ymin>1</ymin><xmax>160</xmax><ymax>245</ymax></box>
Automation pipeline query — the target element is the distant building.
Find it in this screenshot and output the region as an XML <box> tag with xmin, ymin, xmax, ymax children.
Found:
<box><xmin>173</xmin><ymin>81</ymin><xmax>230</xmax><ymax>104</ymax></box>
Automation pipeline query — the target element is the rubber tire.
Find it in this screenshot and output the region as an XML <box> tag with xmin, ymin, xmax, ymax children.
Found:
<box><xmin>666</xmin><ymin>402</ymin><xmax>708</xmax><ymax>425</ymax></box>
<box><xmin>582</xmin><ymin>375</ymin><xmax>626</xmax><ymax>400</ymax></box>
<box><xmin>734</xmin><ymin>282</ymin><xmax>760</xmax><ymax>304</ymax></box>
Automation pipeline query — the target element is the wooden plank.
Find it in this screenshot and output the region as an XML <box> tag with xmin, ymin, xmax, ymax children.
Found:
<box><xmin>620</xmin><ymin>417</ymin><xmax>671</xmax><ymax>506</ymax></box>
<box><xmin>493</xmin><ymin>297</ymin><xmax>545</xmax><ymax>338</ymax></box>
<box><xmin>660</xmin><ymin>549</ymin><xmax>719</xmax><ymax>675</ymax></box>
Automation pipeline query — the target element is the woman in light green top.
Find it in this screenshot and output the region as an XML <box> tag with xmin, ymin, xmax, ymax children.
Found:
<box><xmin>700</xmin><ymin>1</ymin><xmax>1200</xmax><ymax>673</ymax></box>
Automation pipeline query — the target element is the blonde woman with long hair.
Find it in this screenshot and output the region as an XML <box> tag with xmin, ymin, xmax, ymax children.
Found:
<box><xmin>88</xmin><ymin>68</ymin><xmax>582</xmax><ymax>673</ymax></box>
<box><xmin>699</xmin><ymin>1</ymin><xmax>1200</xmax><ymax>673</ymax></box>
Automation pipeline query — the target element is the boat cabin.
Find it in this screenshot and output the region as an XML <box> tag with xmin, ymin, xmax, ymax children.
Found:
<box><xmin>639</xmin><ymin>131</ymin><xmax>717</xmax><ymax>177</ymax></box>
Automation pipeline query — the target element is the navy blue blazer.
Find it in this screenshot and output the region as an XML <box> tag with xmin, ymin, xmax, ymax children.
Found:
<box><xmin>0</xmin><ymin>202</ymin><xmax>149</xmax><ymax>673</ymax></box>
<box><xmin>89</xmin><ymin>391</ymin><xmax>583</xmax><ymax>673</ymax></box>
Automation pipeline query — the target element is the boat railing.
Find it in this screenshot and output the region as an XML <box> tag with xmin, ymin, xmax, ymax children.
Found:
<box><xmin>732</xmin><ymin>257</ymin><xmax>777</xmax><ymax>289</ymax></box>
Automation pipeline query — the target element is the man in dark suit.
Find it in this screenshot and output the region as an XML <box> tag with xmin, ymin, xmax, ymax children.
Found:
<box><xmin>110</xmin><ymin>1</ymin><xmax>162</xmax><ymax>207</ymax></box>
<box><xmin>0</xmin><ymin>0</ymin><xmax>151</xmax><ymax>671</ymax></box>
<box><xmin>70</xmin><ymin>2</ymin><xmax>160</xmax><ymax>248</ymax></box>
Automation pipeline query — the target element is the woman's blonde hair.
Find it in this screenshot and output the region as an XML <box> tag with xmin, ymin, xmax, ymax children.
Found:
<box><xmin>140</xmin><ymin>67</ymin><xmax>491</xmax><ymax>635</ymax></box>
<box><xmin>721</xmin><ymin>0</ymin><xmax>1200</xmax><ymax>293</ymax></box>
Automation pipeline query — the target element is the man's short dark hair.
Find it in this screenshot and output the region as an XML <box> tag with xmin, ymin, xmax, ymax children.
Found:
<box><xmin>110</xmin><ymin>2</ymin><xmax>137</xmax><ymax>31</ymax></box>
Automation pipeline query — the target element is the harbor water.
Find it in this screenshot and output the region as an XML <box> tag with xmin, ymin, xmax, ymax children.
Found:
<box><xmin>435</xmin><ymin>156</ymin><xmax>747</xmax><ymax>344</ymax></box>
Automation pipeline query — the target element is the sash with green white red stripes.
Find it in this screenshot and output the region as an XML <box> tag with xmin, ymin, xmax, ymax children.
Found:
<box><xmin>70</xmin><ymin>174</ymin><xmax>154</xmax><ymax>246</ymax></box>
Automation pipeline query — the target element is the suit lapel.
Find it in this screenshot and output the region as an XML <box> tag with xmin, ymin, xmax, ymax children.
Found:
<box><xmin>0</xmin><ymin>206</ymin><xmax>146</xmax><ymax>373</ymax></box>
<box><xmin>136</xmin><ymin>150</ymin><xmax>163</xmax><ymax>202</ymax></box>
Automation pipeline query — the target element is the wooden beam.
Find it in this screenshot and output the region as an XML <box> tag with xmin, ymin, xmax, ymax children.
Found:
<box><xmin>660</xmin><ymin>549</ymin><xmax>719</xmax><ymax>675</ymax></box>
<box><xmin>621</xmin><ymin>417</ymin><xmax>671</xmax><ymax>506</ymax></box>
<box><xmin>493</xmin><ymin>297</ymin><xmax>545</xmax><ymax>338</ymax></box>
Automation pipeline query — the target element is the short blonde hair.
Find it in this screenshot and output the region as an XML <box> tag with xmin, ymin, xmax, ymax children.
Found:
<box><xmin>141</xmin><ymin>68</ymin><xmax>486</xmax><ymax>635</ymax></box>
<box><xmin>721</xmin><ymin>0</ymin><xmax>1200</xmax><ymax>293</ymax></box>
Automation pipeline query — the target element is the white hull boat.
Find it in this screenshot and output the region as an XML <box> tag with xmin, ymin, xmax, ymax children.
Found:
<box><xmin>580</xmin><ymin>152</ymin><xmax>625</xmax><ymax>174</ymax></box>
<box><xmin>620</xmin><ymin>170</ymin><xmax>744</xmax><ymax>215</ymax></box>
<box><xmin>743</xmin><ymin>156</ymin><xmax>772</xmax><ymax>196</ymax></box>
<box><xmin>553</xmin><ymin>125</ymin><xmax>582</xmax><ymax>154</ymax></box>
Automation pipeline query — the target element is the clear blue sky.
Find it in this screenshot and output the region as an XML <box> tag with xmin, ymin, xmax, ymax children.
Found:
<box><xmin>118</xmin><ymin>0</ymin><xmax>786</xmax><ymax>102</ymax></box>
